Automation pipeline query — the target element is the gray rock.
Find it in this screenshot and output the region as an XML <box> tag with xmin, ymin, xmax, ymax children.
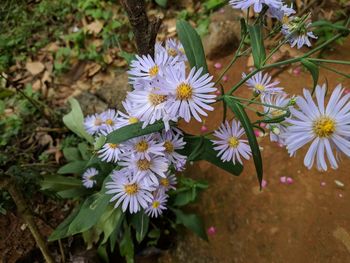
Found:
<box><xmin>95</xmin><ymin>72</ymin><xmax>130</xmax><ymax>111</ymax></box>
<box><xmin>75</xmin><ymin>92</ymin><xmax>107</xmax><ymax>115</ymax></box>
<box><xmin>204</xmin><ymin>6</ymin><xmax>243</xmax><ymax>59</ymax></box>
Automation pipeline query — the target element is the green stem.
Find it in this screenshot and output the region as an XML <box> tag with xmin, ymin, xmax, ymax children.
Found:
<box><xmin>318</xmin><ymin>63</ymin><xmax>350</xmax><ymax>78</ymax></box>
<box><xmin>307</xmin><ymin>58</ymin><xmax>350</xmax><ymax>65</ymax></box>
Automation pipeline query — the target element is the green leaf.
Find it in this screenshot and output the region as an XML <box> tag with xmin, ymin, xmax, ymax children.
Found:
<box><xmin>63</xmin><ymin>98</ymin><xmax>94</xmax><ymax>144</ymax></box>
<box><xmin>172</xmin><ymin>208</ymin><xmax>208</xmax><ymax>241</ymax></box>
<box><xmin>63</xmin><ymin>147</ymin><xmax>82</xmax><ymax>162</ymax></box>
<box><xmin>203</xmin><ymin>0</ymin><xmax>226</xmax><ymax>11</ymax></box>
<box><xmin>119</xmin><ymin>50</ymin><xmax>136</xmax><ymax>66</ymax></box>
<box><xmin>155</xmin><ymin>0</ymin><xmax>167</xmax><ymax>8</ymax></box>
<box><xmin>248</xmin><ymin>24</ymin><xmax>266</xmax><ymax>68</ymax></box>
<box><xmin>67</xmin><ymin>192</ymin><xmax>111</xmax><ymax>236</ymax></box>
<box><xmin>301</xmin><ymin>58</ymin><xmax>319</xmax><ymax>93</ymax></box>
<box><xmin>58</xmin><ymin>161</ymin><xmax>87</xmax><ymax>174</ymax></box>
<box><xmin>94</xmin><ymin>135</ymin><xmax>106</xmax><ymax>150</ymax></box>
<box><xmin>48</xmin><ymin>204</ymin><xmax>82</xmax><ymax>241</ymax></box>
<box><xmin>224</xmin><ymin>96</ymin><xmax>263</xmax><ymax>185</ymax></box>
<box><xmin>131</xmin><ymin>212</ymin><xmax>150</xmax><ymax>243</ymax></box>
<box><xmin>174</xmin><ymin>189</ymin><xmax>196</xmax><ymax>206</ymax></box>
<box><xmin>106</xmin><ymin>120</ymin><xmax>167</xmax><ymax>144</ymax></box>
<box><xmin>40</xmin><ymin>174</ymin><xmax>83</xmax><ymax>192</ymax></box>
<box><xmin>78</xmin><ymin>142</ymin><xmax>91</xmax><ymax>160</ymax></box>
<box><xmin>176</xmin><ymin>20</ymin><xmax>208</xmax><ymax>74</ymax></box>
<box><xmin>97</xmin><ymin>206</ymin><xmax>124</xmax><ymax>244</ymax></box>
<box><xmin>119</xmin><ymin>225</ymin><xmax>134</xmax><ymax>263</ymax></box>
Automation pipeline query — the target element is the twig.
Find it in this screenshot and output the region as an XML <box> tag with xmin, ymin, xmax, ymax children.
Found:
<box><xmin>120</xmin><ymin>0</ymin><xmax>162</xmax><ymax>57</ymax></box>
<box><xmin>0</xmin><ymin>177</ymin><xmax>55</xmax><ymax>263</ymax></box>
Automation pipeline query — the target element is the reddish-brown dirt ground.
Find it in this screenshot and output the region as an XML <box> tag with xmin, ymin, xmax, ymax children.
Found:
<box><xmin>159</xmin><ymin>40</ymin><xmax>350</xmax><ymax>263</ymax></box>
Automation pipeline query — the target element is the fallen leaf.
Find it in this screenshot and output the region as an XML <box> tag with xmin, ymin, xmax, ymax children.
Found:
<box><xmin>85</xmin><ymin>20</ymin><xmax>104</xmax><ymax>35</ymax></box>
<box><xmin>32</xmin><ymin>79</ymin><xmax>42</xmax><ymax>91</ymax></box>
<box><xmin>26</xmin><ymin>61</ymin><xmax>45</xmax><ymax>76</ymax></box>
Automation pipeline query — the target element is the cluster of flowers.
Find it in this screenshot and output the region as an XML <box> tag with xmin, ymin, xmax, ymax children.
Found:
<box><xmin>229</xmin><ymin>0</ymin><xmax>317</xmax><ymax>49</ymax></box>
<box><xmin>81</xmin><ymin>39</ymin><xmax>217</xmax><ymax>216</ymax></box>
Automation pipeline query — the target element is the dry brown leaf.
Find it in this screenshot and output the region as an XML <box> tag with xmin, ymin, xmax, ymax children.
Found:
<box><xmin>32</xmin><ymin>79</ymin><xmax>42</xmax><ymax>91</ymax></box>
<box><xmin>103</xmin><ymin>54</ymin><xmax>113</xmax><ymax>64</ymax></box>
<box><xmin>26</xmin><ymin>61</ymin><xmax>45</xmax><ymax>76</ymax></box>
<box><xmin>41</xmin><ymin>70</ymin><xmax>52</xmax><ymax>84</ymax></box>
<box><xmin>85</xmin><ymin>20</ymin><xmax>104</xmax><ymax>35</ymax></box>
<box><xmin>247</xmin><ymin>54</ymin><xmax>254</xmax><ymax>68</ymax></box>
<box><xmin>87</xmin><ymin>63</ymin><xmax>102</xmax><ymax>77</ymax></box>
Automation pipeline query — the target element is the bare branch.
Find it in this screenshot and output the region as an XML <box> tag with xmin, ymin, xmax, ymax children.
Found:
<box><xmin>120</xmin><ymin>0</ymin><xmax>161</xmax><ymax>57</ymax></box>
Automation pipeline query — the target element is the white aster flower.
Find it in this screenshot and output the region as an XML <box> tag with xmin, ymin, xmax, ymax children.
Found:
<box><xmin>157</xmin><ymin>171</ymin><xmax>177</xmax><ymax>193</ymax></box>
<box><xmin>229</xmin><ymin>0</ymin><xmax>283</xmax><ymax>13</ymax></box>
<box><xmin>285</xmin><ymin>84</ymin><xmax>350</xmax><ymax>171</ymax></box>
<box><xmin>165</xmin><ymin>66</ymin><xmax>217</xmax><ymax>123</ymax></box>
<box><xmin>116</xmin><ymin>100</ymin><xmax>140</xmax><ymax>129</ymax></box>
<box><xmin>126</xmin><ymin>81</ymin><xmax>177</xmax><ymax>130</ymax></box>
<box><xmin>98</xmin><ymin>142</ymin><xmax>124</xmax><ymax>163</ymax></box>
<box><xmin>159</xmin><ymin>129</ymin><xmax>187</xmax><ymax>170</ymax></box>
<box><xmin>100</xmin><ymin>109</ymin><xmax>119</xmax><ymax>134</ymax></box>
<box><xmin>262</xmin><ymin>94</ymin><xmax>291</xmax><ymax>145</ymax></box>
<box><xmin>106</xmin><ymin>169</ymin><xmax>154</xmax><ymax>213</ymax></box>
<box><xmin>268</xmin><ymin>4</ymin><xmax>295</xmax><ymax>21</ymax></box>
<box><xmin>82</xmin><ymin>168</ymin><xmax>98</xmax><ymax>188</ymax></box>
<box><xmin>212</xmin><ymin>120</ymin><xmax>252</xmax><ymax>165</ymax></box>
<box><xmin>124</xmin><ymin>134</ymin><xmax>165</xmax><ymax>160</ymax></box>
<box><xmin>145</xmin><ymin>192</ymin><xmax>168</xmax><ymax>218</ymax></box>
<box><xmin>282</xmin><ymin>18</ymin><xmax>317</xmax><ymax>49</ymax></box>
<box><xmin>84</xmin><ymin>113</ymin><xmax>103</xmax><ymax>135</ymax></box>
<box><xmin>244</xmin><ymin>71</ymin><xmax>284</xmax><ymax>97</ymax></box>
<box><xmin>165</xmin><ymin>39</ymin><xmax>187</xmax><ymax>62</ymax></box>
<box><xmin>119</xmin><ymin>154</ymin><xmax>169</xmax><ymax>186</ymax></box>
<box><xmin>128</xmin><ymin>52</ymin><xmax>170</xmax><ymax>82</ymax></box>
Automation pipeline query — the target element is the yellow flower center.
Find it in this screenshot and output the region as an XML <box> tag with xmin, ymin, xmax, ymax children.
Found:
<box><xmin>129</xmin><ymin>117</ymin><xmax>139</xmax><ymax>124</ymax></box>
<box><xmin>105</xmin><ymin>119</ymin><xmax>114</xmax><ymax>126</ymax></box>
<box><xmin>228</xmin><ymin>137</ymin><xmax>240</xmax><ymax>148</ymax></box>
<box><xmin>176</xmin><ymin>83</ymin><xmax>193</xmax><ymax>100</ymax></box>
<box><xmin>160</xmin><ymin>178</ymin><xmax>169</xmax><ymax>187</ymax></box>
<box><xmin>167</xmin><ymin>48</ymin><xmax>178</xmax><ymax>57</ymax></box>
<box><xmin>94</xmin><ymin>118</ymin><xmax>103</xmax><ymax>126</ymax></box>
<box><xmin>313</xmin><ymin>117</ymin><xmax>336</xmax><ymax>138</ymax></box>
<box><xmin>152</xmin><ymin>201</ymin><xmax>160</xmax><ymax>208</ymax></box>
<box><xmin>148</xmin><ymin>93</ymin><xmax>167</xmax><ymax>106</ymax></box>
<box><xmin>124</xmin><ymin>183</ymin><xmax>138</xmax><ymax>195</ymax></box>
<box><xmin>108</xmin><ymin>143</ymin><xmax>118</xmax><ymax>149</ymax></box>
<box><xmin>149</xmin><ymin>65</ymin><xmax>159</xmax><ymax>77</ymax></box>
<box><xmin>135</xmin><ymin>140</ymin><xmax>149</xmax><ymax>152</ymax></box>
<box><xmin>137</xmin><ymin>159</ymin><xmax>151</xmax><ymax>171</ymax></box>
<box><xmin>255</xmin><ymin>84</ymin><xmax>265</xmax><ymax>91</ymax></box>
<box><xmin>164</xmin><ymin>141</ymin><xmax>174</xmax><ymax>153</ymax></box>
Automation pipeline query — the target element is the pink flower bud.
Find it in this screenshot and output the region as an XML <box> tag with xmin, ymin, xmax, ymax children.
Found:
<box><xmin>286</xmin><ymin>177</ymin><xmax>294</xmax><ymax>184</ymax></box>
<box><xmin>215</xmin><ymin>90</ymin><xmax>221</xmax><ymax>96</ymax></box>
<box><xmin>223</xmin><ymin>75</ymin><xmax>228</xmax><ymax>82</ymax></box>
<box><xmin>293</xmin><ymin>67</ymin><xmax>301</xmax><ymax>76</ymax></box>
<box><xmin>338</xmin><ymin>193</ymin><xmax>343</xmax><ymax>198</ymax></box>
<box><xmin>261</xmin><ymin>179</ymin><xmax>267</xmax><ymax>188</ymax></box>
<box><xmin>207</xmin><ymin>226</ymin><xmax>216</xmax><ymax>235</ymax></box>
<box><xmin>254</xmin><ymin>130</ymin><xmax>262</xmax><ymax>137</ymax></box>
<box><xmin>320</xmin><ymin>181</ymin><xmax>326</xmax><ymax>187</ymax></box>
<box><xmin>280</xmin><ymin>176</ymin><xmax>287</xmax><ymax>184</ymax></box>
<box><xmin>214</xmin><ymin>63</ymin><xmax>222</xmax><ymax>69</ymax></box>
<box><xmin>201</xmin><ymin>125</ymin><xmax>208</xmax><ymax>133</ymax></box>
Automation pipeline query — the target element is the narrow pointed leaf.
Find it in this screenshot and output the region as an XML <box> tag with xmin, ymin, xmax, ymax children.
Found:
<box><xmin>248</xmin><ymin>24</ymin><xmax>266</xmax><ymax>68</ymax></box>
<box><xmin>176</xmin><ymin>20</ymin><xmax>208</xmax><ymax>74</ymax></box>
<box><xmin>224</xmin><ymin>96</ymin><xmax>263</xmax><ymax>185</ymax></box>
<box><xmin>301</xmin><ymin>58</ymin><xmax>319</xmax><ymax>93</ymax></box>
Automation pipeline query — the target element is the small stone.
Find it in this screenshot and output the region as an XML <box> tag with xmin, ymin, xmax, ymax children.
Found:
<box><xmin>335</xmin><ymin>180</ymin><xmax>345</xmax><ymax>188</ymax></box>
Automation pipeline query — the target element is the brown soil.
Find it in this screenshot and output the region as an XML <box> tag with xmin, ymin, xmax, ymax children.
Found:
<box><xmin>159</xmin><ymin>40</ymin><xmax>350</xmax><ymax>263</ymax></box>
